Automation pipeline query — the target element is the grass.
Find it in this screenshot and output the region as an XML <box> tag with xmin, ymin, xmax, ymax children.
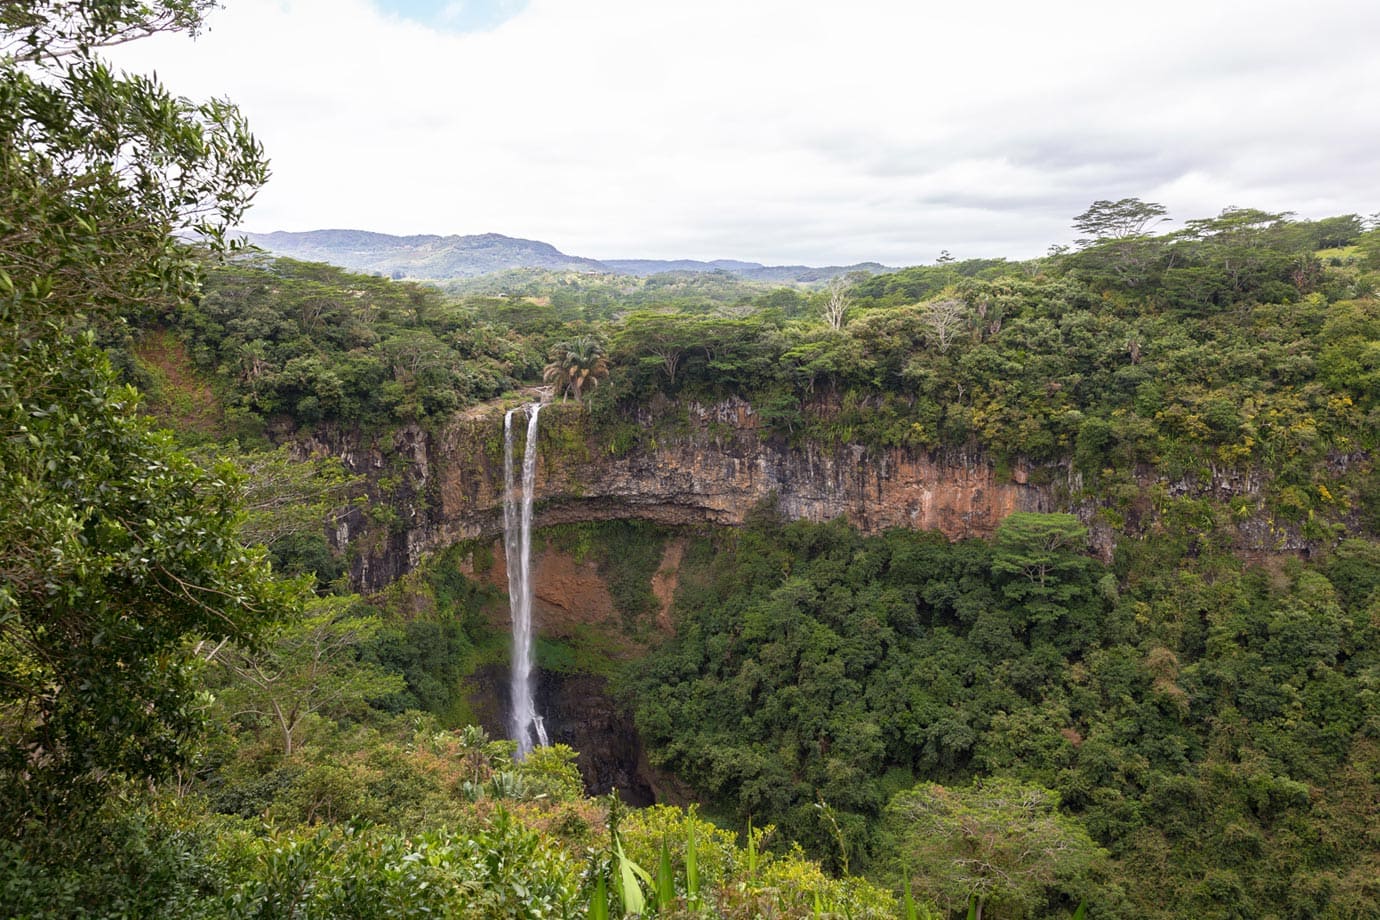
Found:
<box><xmin>132</xmin><ymin>329</ymin><xmax>225</xmax><ymax>439</ymax></box>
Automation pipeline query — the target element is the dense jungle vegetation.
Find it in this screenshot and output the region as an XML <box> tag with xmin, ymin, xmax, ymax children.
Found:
<box><xmin>6</xmin><ymin>3</ymin><xmax>1380</xmax><ymax>919</ymax></box>
<box><xmin>155</xmin><ymin>201</ymin><xmax>1380</xmax><ymax>540</ymax></box>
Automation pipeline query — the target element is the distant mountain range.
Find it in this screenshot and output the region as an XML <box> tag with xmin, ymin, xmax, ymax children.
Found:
<box><xmin>241</xmin><ymin>230</ymin><xmax>890</xmax><ymax>283</ymax></box>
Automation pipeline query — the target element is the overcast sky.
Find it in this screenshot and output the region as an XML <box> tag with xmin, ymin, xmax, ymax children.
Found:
<box><xmin>114</xmin><ymin>0</ymin><xmax>1380</xmax><ymax>266</ymax></box>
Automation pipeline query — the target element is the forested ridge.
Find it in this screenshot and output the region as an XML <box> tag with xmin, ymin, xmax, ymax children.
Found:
<box><xmin>158</xmin><ymin>203</ymin><xmax>1380</xmax><ymax>540</ymax></box>
<box><xmin>5</xmin><ymin>3</ymin><xmax>1380</xmax><ymax>919</ymax></box>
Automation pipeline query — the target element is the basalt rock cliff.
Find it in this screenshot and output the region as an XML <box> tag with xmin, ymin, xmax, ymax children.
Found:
<box><xmin>296</xmin><ymin>397</ymin><xmax>1062</xmax><ymax>593</ymax></box>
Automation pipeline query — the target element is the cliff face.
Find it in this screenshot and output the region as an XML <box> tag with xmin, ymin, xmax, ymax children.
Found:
<box><xmin>461</xmin><ymin>664</ymin><xmax>655</xmax><ymax>804</ymax></box>
<box><xmin>517</xmin><ymin>399</ymin><xmax>1055</xmax><ymax>536</ymax></box>
<box><xmin>300</xmin><ymin>397</ymin><xmax>1060</xmax><ymax>592</ymax></box>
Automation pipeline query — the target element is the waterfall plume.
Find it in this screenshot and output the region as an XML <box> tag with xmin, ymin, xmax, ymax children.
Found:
<box><xmin>504</xmin><ymin>403</ymin><xmax>547</xmax><ymax>757</ymax></box>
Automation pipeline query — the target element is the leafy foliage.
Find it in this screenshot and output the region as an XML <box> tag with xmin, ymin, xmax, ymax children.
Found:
<box><xmin>882</xmin><ymin>778</ymin><xmax>1107</xmax><ymax>918</ymax></box>
<box><xmin>634</xmin><ymin>513</ymin><xmax>1380</xmax><ymax>917</ymax></box>
<box><xmin>9</xmin><ymin>20</ymin><xmax>1380</xmax><ymax>911</ymax></box>
<box><xmin>170</xmin><ymin>257</ymin><xmax>535</xmax><ymax>428</ymax></box>
<box><xmin>0</xmin><ymin>0</ymin><xmax>291</xmax><ymax>833</ymax></box>
<box><xmin>1072</xmin><ymin>198</ymin><xmax>1169</xmax><ymax>245</ymax></box>
<box><xmin>213</xmin><ymin>596</ymin><xmax>405</xmax><ymax>756</ymax></box>
<box><xmin>544</xmin><ymin>335</ymin><xmax>609</xmax><ymax>402</ymax></box>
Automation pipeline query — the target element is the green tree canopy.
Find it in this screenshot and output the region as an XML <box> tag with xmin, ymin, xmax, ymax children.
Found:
<box><xmin>991</xmin><ymin>513</ymin><xmax>1094</xmax><ymax>630</ymax></box>
<box><xmin>1073</xmin><ymin>198</ymin><xmax>1169</xmax><ymax>245</ymax></box>
<box><xmin>214</xmin><ymin>596</ymin><xmax>404</xmax><ymax>757</ymax></box>
<box><xmin>544</xmin><ymin>334</ymin><xmax>609</xmax><ymax>402</ymax></box>
<box><xmin>883</xmin><ymin>778</ymin><xmax>1107</xmax><ymax>919</ymax></box>
<box><xmin>0</xmin><ymin>0</ymin><xmax>289</xmax><ymax>831</ymax></box>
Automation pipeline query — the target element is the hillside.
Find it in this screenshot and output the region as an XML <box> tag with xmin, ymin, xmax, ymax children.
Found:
<box><xmin>601</xmin><ymin>257</ymin><xmax>894</xmax><ymax>282</ymax></box>
<box><xmin>244</xmin><ymin>229</ymin><xmax>892</xmax><ymax>283</ymax></box>
<box><xmin>243</xmin><ymin>229</ymin><xmax>609</xmax><ymax>278</ymax></box>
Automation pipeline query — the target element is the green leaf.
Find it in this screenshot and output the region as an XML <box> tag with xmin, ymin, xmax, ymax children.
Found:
<box><xmin>589</xmin><ymin>874</ymin><xmax>609</xmax><ymax>920</ymax></box>
<box><xmin>656</xmin><ymin>836</ymin><xmax>674</xmax><ymax>910</ymax></box>
<box><xmin>746</xmin><ymin>818</ymin><xmax>758</xmax><ymax>880</ymax></box>
<box><xmin>685</xmin><ymin>818</ymin><xmax>699</xmax><ymax>908</ymax></box>
<box><xmin>614</xmin><ymin>837</ymin><xmax>648</xmax><ymax>916</ymax></box>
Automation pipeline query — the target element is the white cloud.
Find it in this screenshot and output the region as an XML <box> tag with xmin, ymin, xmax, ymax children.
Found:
<box><xmin>111</xmin><ymin>0</ymin><xmax>1380</xmax><ymax>265</ymax></box>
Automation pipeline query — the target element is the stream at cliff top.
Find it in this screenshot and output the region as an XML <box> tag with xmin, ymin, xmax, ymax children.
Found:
<box><xmin>504</xmin><ymin>402</ymin><xmax>548</xmax><ymax>758</ymax></box>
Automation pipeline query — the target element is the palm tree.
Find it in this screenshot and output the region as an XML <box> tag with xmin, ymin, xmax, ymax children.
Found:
<box><xmin>543</xmin><ymin>336</ymin><xmax>609</xmax><ymax>402</ymax></box>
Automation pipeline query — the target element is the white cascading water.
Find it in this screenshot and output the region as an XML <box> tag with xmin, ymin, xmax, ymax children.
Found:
<box><xmin>503</xmin><ymin>403</ymin><xmax>548</xmax><ymax>758</ymax></box>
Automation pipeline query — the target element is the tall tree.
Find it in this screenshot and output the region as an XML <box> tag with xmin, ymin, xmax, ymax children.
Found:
<box><xmin>613</xmin><ymin>313</ymin><xmax>698</xmax><ymax>386</ymax></box>
<box><xmin>1072</xmin><ymin>198</ymin><xmax>1169</xmax><ymax>246</ymax></box>
<box><xmin>1068</xmin><ymin>199</ymin><xmax>1173</xmax><ymax>289</ymax></box>
<box><xmin>920</xmin><ymin>298</ymin><xmax>969</xmax><ymax>353</ymax></box>
<box><xmin>822</xmin><ymin>276</ymin><xmax>854</xmax><ymax>330</ymax></box>
<box><xmin>0</xmin><ymin>0</ymin><xmax>285</xmax><ymax>831</ymax></box>
<box><xmin>214</xmin><ymin>597</ymin><xmax>403</xmax><ymax>756</ymax></box>
<box><xmin>543</xmin><ymin>335</ymin><xmax>609</xmax><ymax>402</ymax></box>
<box><xmin>883</xmin><ymin>779</ymin><xmax>1106</xmax><ymax>920</ymax></box>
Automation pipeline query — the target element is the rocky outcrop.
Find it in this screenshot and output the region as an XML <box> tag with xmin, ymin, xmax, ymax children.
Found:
<box><xmin>464</xmin><ymin>664</ymin><xmax>654</xmax><ymax>803</ymax></box>
<box><xmin>303</xmin><ymin>397</ymin><xmax>1061</xmax><ymax>592</ymax></box>
<box><xmin>536</xmin><ymin>672</ymin><xmax>654</xmax><ymax>804</ymax></box>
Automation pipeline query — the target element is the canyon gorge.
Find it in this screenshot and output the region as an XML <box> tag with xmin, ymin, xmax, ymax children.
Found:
<box><xmin>282</xmin><ymin>394</ymin><xmax>1314</xmax><ymax>796</ymax></box>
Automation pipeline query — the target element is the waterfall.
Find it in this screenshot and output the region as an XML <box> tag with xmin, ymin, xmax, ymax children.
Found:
<box><xmin>504</xmin><ymin>403</ymin><xmax>547</xmax><ymax>758</ymax></box>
